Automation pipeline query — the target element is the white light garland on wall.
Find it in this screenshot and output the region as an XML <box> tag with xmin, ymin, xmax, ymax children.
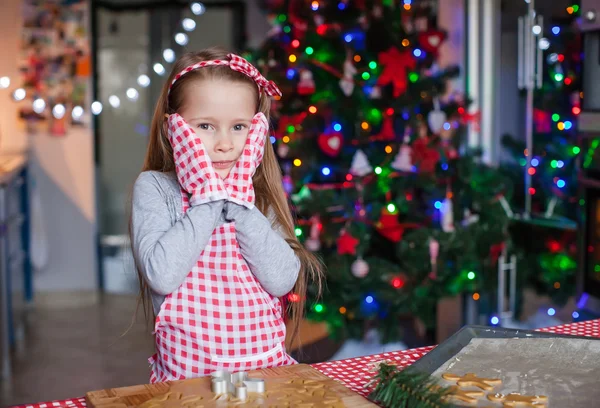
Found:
<box><xmin>163</xmin><ymin>48</ymin><xmax>175</xmax><ymax>63</ymax></box>
<box><xmin>13</xmin><ymin>88</ymin><xmax>26</xmax><ymax>101</ymax></box>
<box><xmin>32</xmin><ymin>98</ymin><xmax>46</xmax><ymax>114</ymax></box>
<box><xmin>52</xmin><ymin>104</ymin><xmax>66</xmax><ymax>119</ymax></box>
<box><xmin>182</xmin><ymin>18</ymin><xmax>196</xmax><ymax>32</ymax></box>
<box><xmin>108</xmin><ymin>95</ymin><xmax>121</xmax><ymax>108</ymax></box>
<box><xmin>137</xmin><ymin>74</ymin><xmax>151</xmax><ymax>88</ymax></box>
<box><xmin>126</xmin><ymin>87</ymin><xmax>139</xmax><ymax>101</ymax></box>
<box><xmin>153</xmin><ymin>63</ymin><xmax>166</xmax><ymax>76</ymax></box>
<box><xmin>72</xmin><ymin>105</ymin><xmax>84</xmax><ymax>120</ymax></box>
<box><xmin>174</xmin><ymin>32</ymin><xmax>189</xmax><ymax>46</ymax></box>
<box><xmin>1</xmin><ymin>2</ymin><xmax>206</xmax><ymax>119</ymax></box>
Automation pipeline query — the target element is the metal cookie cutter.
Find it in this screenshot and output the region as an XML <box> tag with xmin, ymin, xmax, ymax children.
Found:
<box><xmin>211</xmin><ymin>370</ymin><xmax>265</xmax><ymax>401</ymax></box>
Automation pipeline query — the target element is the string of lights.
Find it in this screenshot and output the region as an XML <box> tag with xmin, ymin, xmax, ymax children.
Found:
<box><xmin>0</xmin><ymin>2</ymin><xmax>207</xmax><ymax>120</ymax></box>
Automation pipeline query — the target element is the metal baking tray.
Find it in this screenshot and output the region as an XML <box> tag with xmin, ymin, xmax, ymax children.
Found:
<box><xmin>407</xmin><ymin>324</ymin><xmax>600</xmax><ymax>376</ymax></box>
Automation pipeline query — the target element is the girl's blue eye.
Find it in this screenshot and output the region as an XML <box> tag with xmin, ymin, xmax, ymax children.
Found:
<box><xmin>198</xmin><ymin>123</ymin><xmax>211</xmax><ymax>130</ymax></box>
<box><xmin>233</xmin><ymin>124</ymin><xmax>247</xmax><ymax>131</ymax></box>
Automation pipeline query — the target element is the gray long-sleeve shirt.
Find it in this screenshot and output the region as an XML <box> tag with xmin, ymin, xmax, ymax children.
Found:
<box><xmin>131</xmin><ymin>171</ymin><xmax>300</xmax><ymax>315</ymax></box>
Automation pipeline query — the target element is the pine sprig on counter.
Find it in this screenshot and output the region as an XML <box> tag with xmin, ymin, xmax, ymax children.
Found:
<box><xmin>368</xmin><ymin>364</ymin><xmax>454</xmax><ymax>408</ymax></box>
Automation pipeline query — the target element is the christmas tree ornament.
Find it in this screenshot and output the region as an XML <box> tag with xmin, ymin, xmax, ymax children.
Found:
<box><xmin>441</xmin><ymin>140</ymin><xmax>458</xmax><ymax>160</ymax></box>
<box><xmin>460</xmin><ymin>109</ymin><xmax>481</xmax><ymax>132</ymax></box>
<box><xmin>288</xmin><ymin>0</ymin><xmax>308</xmax><ymax>39</ymax></box>
<box><xmin>417</xmin><ymin>30</ymin><xmax>446</xmax><ymax>57</ymax></box>
<box><xmin>427</xmin><ymin>97</ymin><xmax>447</xmax><ymax>134</ymax></box>
<box><xmin>313</xmin><ymin>14</ymin><xmax>325</xmax><ymax>27</ymax></box>
<box><xmin>414</xmin><ymin>15</ymin><xmax>428</xmax><ymax>32</ymax></box>
<box><xmin>351</xmin><ymin>257</ymin><xmax>369</xmax><ymax>278</ymax></box>
<box><xmin>377</xmin><ymin>47</ymin><xmax>417</xmax><ymax>97</ymax></box>
<box><xmin>429</xmin><ymin>238</ymin><xmax>440</xmax><ymax>279</ymax></box>
<box><xmin>376</xmin><ymin>209</ymin><xmax>405</xmax><ymax>242</ymax></box>
<box><xmin>277</xmin><ymin>142</ymin><xmax>289</xmax><ymax>158</ymax></box>
<box><xmin>318</xmin><ymin>131</ymin><xmax>343</xmax><ymax>157</ymax></box>
<box><xmin>305</xmin><ymin>215</ymin><xmax>322</xmax><ymax>252</ymax></box>
<box><xmin>297</xmin><ymin>69</ymin><xmax>316</xmax><ymax>95</ymax></box>
<box><xmin>337</xmin><ymin>228</ymin><xmax>359</xmax><ymax>255</ymax></box>
<box><xmin>372</xmin><ymin>115</ymin><xmax>395</xmax><ymax>141</ymax></box>
<box><xmin>358</xmin><ymin>13</ymin><xmax>369</xmax><ymax>29</ymax></box>
<box><xmin>391</xmin><ymin>132</ymin><xmax>413</xmax><ymax>172</ymax></box>
<box><xmin>533</xmin><ymin>108</ymin><xmax>551</xmax><ymax>133</ymax></box>
<box><xmin>266</xmin><ymin>14</ymin><xmax>282</xmax><ymax>38</ymax></box>
<box><xmin>489</xmin><ymin>242</ymin><xmax>506</xmax><ymax>266</ymax></box>
<box><xmin>462</xmin><ymin>209</ymin><xmax>480</xmax><ymax>227</ymax></box>
<box><xmin>276</xmin><ymin>112</ymin><xmax>307</xmax><ymax>137</ymax></box>
<box><xmin>291</xmin><ymin>185</ymin><xmax>311</xmax><ymax>204</ymax></box>
<box><xmin>369</xmin><ymin>85</ymin><xmax>382</xmax><ymax>99</ymax></box>
<box><xmin>372</xmin><ymin>4</ymin><xmax>383</xmax><ymax>18</ymax></box>
<box><xmin>339</xmin><ymin>56</ymin><xmax>357</xmax><ymax>97</ymax></box>
<box><xmin>402</xmin><ymin>13</ymin><xmax>414</xmax><ymax>34</ymax></box>
<box><xmin>412</xmin><ymin>136</ymin><xmax>440</xmax><ymax>173</ymax></box>
<box><xmin>349</xmin><ymin>149</ymin><xmax>373</xmax><ymax>176</ymax></box>
<box><xmin>282</xmin><ymin>174</ymin><xmax>294</xmax><ymax>195</ymax></box>
<box><xmin>441</xmin><ymin>190</ymin><xmax>455</xmax><ymax>233</ymax></box>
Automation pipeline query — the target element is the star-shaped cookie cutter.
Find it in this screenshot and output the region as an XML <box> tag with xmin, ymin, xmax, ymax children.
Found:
<box><xmin>211</xmin><ymin>370</ymin><xmax>265</xmax><ymax>401</ymax></box>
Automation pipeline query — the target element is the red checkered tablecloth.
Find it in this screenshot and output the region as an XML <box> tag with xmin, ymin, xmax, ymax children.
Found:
<box><xmin>12</xmin><ymin>319</ymin><xmax>600</xmax><ymax>408</ymax></box>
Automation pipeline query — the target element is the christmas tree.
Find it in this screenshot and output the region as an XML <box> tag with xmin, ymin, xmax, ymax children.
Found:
<box><xmin>248</xmin><ymin>0</ymin><xmax>513</xmax><ymax>343</ymax></box>
<box><xmin>501</xmin><ymin>5</ymin><xmax>581</xmax><ymax>310</ymax></box>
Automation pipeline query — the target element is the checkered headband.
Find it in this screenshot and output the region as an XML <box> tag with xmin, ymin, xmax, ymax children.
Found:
<box><xmin>168</xmin><ymin>53</ymin><xmax>282</xmax><ymax>97</ymax></box>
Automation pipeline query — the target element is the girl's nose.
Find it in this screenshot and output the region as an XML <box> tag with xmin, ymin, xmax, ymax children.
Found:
<box><xmin>214</xmin><ymin>131</ymin><xmax>234</xmax><ymax>153</ymax></box>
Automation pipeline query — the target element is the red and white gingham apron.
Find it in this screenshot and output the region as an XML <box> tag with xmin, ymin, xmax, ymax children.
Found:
<box><xmin>148</xmin><ymin>190</ymin><xmax>295</xmax><ymax>382</ymax></box>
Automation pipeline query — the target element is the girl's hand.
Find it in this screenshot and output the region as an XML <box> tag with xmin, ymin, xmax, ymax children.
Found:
<box><xmin>167</xmin><ymin>113</ymin><xmax>229</xmax><ymax>205</ymax></box>
<box><xmin>223</xmin><ymin>112</ymin><xmax>268</xmax><ymax>208</ymax></box>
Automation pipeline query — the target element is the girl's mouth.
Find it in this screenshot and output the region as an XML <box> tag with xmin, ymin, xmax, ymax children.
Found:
<box><xmin>212</xmin><ymin>161</ymin><xmax>235</xmax><ymax>169</ymax></box>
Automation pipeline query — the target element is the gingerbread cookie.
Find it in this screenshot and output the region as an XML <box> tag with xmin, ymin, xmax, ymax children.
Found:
<box><xmin>487</xmin><ymin>392</ymin><xmax>548</xmax><ymax>407</ymax></box>
<box><xmin>442</xmin><ymin>373</ymin><xmax>502</xmax><ymax>391</ymax></box>
<box><xmin>433</xmin><ymin>385</ymin><xmax>484</xmax><ymax>405</ymax></box>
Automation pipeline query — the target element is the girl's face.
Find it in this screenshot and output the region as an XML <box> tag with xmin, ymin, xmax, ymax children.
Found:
<box><xmin>179</xmin><ymin>79</ymin><xmax>257</xmax><ymax>178</ymax></box>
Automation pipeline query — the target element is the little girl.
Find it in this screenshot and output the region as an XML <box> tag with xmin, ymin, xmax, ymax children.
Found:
<box><xmin>130</xmin><ymin>47</ymin><xmax>323</xmax><ymax>382</ymax></box>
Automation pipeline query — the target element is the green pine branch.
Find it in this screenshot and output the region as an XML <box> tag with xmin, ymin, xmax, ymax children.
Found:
<box><xmin>368</xmin><ymin>364</ymin><xmax>453</xmax><ymax>408</ymax></box>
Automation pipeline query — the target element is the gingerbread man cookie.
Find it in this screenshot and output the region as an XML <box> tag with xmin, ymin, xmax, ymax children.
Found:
<box><xmin>433</xmin><ymin>385</ymin><xmax>484</xmax><ymax>405</ymax></box>
<box><xmin>487</xmin><ymin>392</ymin><xmax>548</xmax><ymax>407</ymax></box>
<box><xmin>442</xmin><ymin>373</ymin><xmax>502</xmax><ymax>391</ymax></box>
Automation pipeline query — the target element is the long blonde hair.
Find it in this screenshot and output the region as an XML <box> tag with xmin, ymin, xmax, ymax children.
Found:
<box><xmin>132</xmin><ymin>47</ymin><xmax>324</xmax><ymax>348</ymax></box>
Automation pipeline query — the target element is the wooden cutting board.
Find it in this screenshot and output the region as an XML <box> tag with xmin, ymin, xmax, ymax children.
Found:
<box><xmin>85</xmin><ymin>364</ymin><xmax>377</xmax><ymax>407</ymax></box>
